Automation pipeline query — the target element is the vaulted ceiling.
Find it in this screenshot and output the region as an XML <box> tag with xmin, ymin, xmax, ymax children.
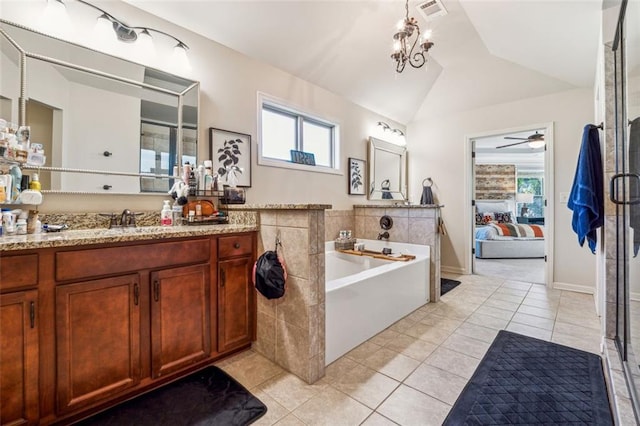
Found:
<box><xmin>124</xmin><ymin>0</ymin><xmax>603</xmax><ymax>125</ymax></box>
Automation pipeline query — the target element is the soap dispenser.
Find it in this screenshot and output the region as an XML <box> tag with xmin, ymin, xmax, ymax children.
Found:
<box><xmin>160</xmin><ymin>200</ymin><xmax>173</xmax><ymax>226</ymax></box>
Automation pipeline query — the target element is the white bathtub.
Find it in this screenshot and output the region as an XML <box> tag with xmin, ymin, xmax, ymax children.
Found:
<box><xmin>325</xmin><ymin>239</ymin><xmax>430</xmax><ymax>365</ymax></box>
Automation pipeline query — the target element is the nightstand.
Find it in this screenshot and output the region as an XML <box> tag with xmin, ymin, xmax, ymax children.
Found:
<box><xmin>517</xmin><ymin>216</ymin><xmax>544</xmax><ymax>225</ymax></box>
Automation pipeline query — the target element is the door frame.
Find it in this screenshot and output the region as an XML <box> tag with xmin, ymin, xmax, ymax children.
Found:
<box><xmin>463</xmin><ymin>121</ymin><xmax>555</xmax><ymax>287</ymax></box>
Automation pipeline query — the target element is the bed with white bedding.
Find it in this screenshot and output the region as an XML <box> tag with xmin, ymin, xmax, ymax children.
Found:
<box><xmin>475</xmin><ymin>200</ymin><xmax>545</xmax><ymax>259</ymax></box>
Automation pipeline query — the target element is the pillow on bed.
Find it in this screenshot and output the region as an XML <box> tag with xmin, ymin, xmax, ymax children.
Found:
<box><xmin>476</xmin><ymin>212</ymin><xmax>494</xmax><ymax>225</ymax></box>
<box><xmin>488</xmin><ymin>223</ymin><xmax>544</xmax><ymax>238</ymax></box>
<box><xmin>493</xmin><ymin>212</ymin><xmax>513</xmax><ymax>224</ymax></box>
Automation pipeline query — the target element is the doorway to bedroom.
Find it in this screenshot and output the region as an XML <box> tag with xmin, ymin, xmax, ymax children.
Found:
<box><xmin>470</xmin><ymin>125</ymin><xmax>552</xmax><ymax>285</ymax></box>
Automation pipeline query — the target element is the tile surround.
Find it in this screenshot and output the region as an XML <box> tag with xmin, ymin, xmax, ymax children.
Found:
<box><xmin>254</xmin><ymin>208</ymin><xmax>327</xmax><ymax>384</ymax></box>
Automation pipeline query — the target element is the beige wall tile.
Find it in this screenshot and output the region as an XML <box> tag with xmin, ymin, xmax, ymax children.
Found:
<box><xmin>317</xmin><ymin>211</ymin><xmax>325</xmax><ymax>253</ymax></box>
<box><xmin>324</xmin><ymin>211</ymin><xmax>355</xmax><ymax>242</ymax></box>
<box><xmin>385</xmin><ymin>208</ymin><xmax>409</xmax><ymax>218</ymax></box>
<box><xmin>260</xmin><ymin>211</ymin><xmax>277</xmax><ymax>226</ymax></box>
<box><xmin>280</xmin><ymin>227</ymin><xmax>310</xmax><ymax>278</ymax></box>
<box><xmin>309</xmin><ymin>211</ymin><xmax>318</xmax><ymax>255</ymax></box>
<box><xmin>409</xmin><ymin>208</ymin><xmax>436</xmax><ymax>218</ymax></box>
<box><xmin>408</xmin><ymin>218</ymin><xmax>435</xmax><ymax>245</ymax></box>
<box><xmin>276</xmin><ymin>275</ymin><xmax>310</xmax><ymax>324</ymax></box>
<box><xmin>276</xmin><ymin>319</ymin><xmax>311</xmax><ymax>382</ymax></box>
<box><xmin>277</xmin><ymin>210</ymin><xmax>309</xmax><ymax>228</ymax></box>
<box><xmin>388</xmin><ymin>216</ymin><xmax>408</xmax><ymax>242</ymax></box>
<box><xmin>364</xmin><ymin>208</ymin><xmax>387</xmax><ymax>217</ymax></box>
<box><xmin>259</xmin><ymin>224</ymin><xmax>278</xmax><ymax>253</ymax></box>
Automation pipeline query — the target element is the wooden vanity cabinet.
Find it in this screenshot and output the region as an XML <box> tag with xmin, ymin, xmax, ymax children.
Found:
<box><xmin>150</xmin><ymin>264</ymin><xmax>211</xmax><ymax>379</ymax></box>
<box><xmin>1</xmin><ymin>232</ymin><xmax>256</xmax><ymax>425</ymax></box>
<box><xmin>55</xmin><ymin>275</ymin><xmax>142</xmax><ymax>414</ymax></box>
<box><xmin>0</xmin><ymin>252</ymin><xmax>40</xmax><ymax>426</ymax></box>
<box><xmin>1</xmin><ymin>289</ymin><xmax>39</xmax><ymax>426</ymax></box>
<box><xmin>217</xmin><ymin>234</ymin><xmax>256</xmax><ymax>353</ymax></box>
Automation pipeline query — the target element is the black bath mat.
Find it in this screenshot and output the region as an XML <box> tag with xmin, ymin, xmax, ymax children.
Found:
<box><xmin>441</xmin><ymin>278</ymin><xmax>461</xmax><ymax>295</ymax></box>
<box><xmin>444</xmin><ymin>330</ymin><xmax>613</xmax><ymax>425</ymax></box>
<box><xmin>77</xmin><ymin>366</ymin><xmax>267</xmax><ymax>426</ymax></box>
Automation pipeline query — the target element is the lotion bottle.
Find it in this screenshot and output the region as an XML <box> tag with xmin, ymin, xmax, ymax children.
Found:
<box><xmin>160</xmin><ymin>200</ymin><xmax>173</xmax><ymax>226</ymax></box>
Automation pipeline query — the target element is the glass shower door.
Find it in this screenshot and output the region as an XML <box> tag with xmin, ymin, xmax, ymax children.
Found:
<box><xmin>612</xmin><ymin>0</ymin><xmax>640</xmax><ymax>418</ymax></box>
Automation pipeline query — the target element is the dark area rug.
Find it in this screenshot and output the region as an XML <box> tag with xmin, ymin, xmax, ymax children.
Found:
<box><xmin>441</xmin><ymin>278</ymin><xmax>461</xmax><ymax>295</ymax></box>
<box><xmin>77</xmin><ymin>366</ymin><xmax>267</xmax><ymax>426</ymax></box>
<box><xmin>444</xmin><ymin>330</ymin><xmax>613</xmax><ymax>425</ymax></box>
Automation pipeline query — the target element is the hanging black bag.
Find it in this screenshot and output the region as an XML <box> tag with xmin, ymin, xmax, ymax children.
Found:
<box><xmin>253</xmin><ymin>239</ymin><xmax>287</xmax><ymax>299</ymax></box>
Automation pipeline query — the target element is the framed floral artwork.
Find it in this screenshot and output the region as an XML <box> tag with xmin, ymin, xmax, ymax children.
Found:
<box><xmin>209</xmin><ymin>128</ymin><xmax>251</xmax><ymax>187</ymax></box>
<box><xmin>349</xmin><ymin>157</ymin><xmax>366</xmax><ymax>195</ymax></box>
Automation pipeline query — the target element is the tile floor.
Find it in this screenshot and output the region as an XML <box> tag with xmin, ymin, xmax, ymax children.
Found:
<box><xmin>215</xmin><ymin>273</ymin><xmax>603</xmax><ymax>426</ymax></box>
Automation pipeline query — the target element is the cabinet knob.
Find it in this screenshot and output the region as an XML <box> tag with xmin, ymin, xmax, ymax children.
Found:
<box><xmin>103</xmin><ymin>151</ymin><xmax>112</xmax><ymax>157</ymax></box>
<box><xmin>103</xmin><ymin>185</ymin><xmax>112</xmax><ymax>190</ymax></box>
<box><xmin>234</xmin><ymin>242</ymin><xmax>241</xmax><ymax>249</ymax></box>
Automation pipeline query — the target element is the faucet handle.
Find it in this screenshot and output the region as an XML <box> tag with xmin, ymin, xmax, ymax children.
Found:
<box><xmin>98</xmin><ymin>213</ymin><xmax>118</xmax><ymax>229</ymax></box>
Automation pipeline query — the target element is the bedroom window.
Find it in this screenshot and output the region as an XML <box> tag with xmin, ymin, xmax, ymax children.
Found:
<box><xmin>517</xmin><ymin>176</ymin><xmax>544</xmax><ymax>217</ymax></box>
<box><xmin>258</xmin><ymin>93</ymin><xmax>341</xmax><ymax>174</ymax></box>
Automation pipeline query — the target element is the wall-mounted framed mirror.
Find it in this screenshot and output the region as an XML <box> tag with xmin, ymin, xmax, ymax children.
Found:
<box><xmin>0</xmin><ymin>20</ymin><xmax>199</xmax><ymax>194</ymax></box>
<box><xmin>368</xmin><ymin>137</ymin><xmax>407</xmax><ymax>201</ymax></box>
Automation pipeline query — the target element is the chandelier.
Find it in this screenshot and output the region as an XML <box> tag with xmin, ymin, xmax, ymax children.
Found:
<box><xmin>391</xmin><ymin>0</ymin><xmax>434</xmax><ymax>73</ymax></box>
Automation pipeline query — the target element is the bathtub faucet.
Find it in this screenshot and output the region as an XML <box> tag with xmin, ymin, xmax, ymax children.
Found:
<box><xmin>377</xmin><ymin>231</ymin><xmax>390</xmax><ymax>240</ymax></box>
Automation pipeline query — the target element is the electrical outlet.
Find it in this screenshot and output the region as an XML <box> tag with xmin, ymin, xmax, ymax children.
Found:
<box><xmin>560</xmin><ymin>192</ymin><xmax>570</xmax><ymax>203</ymax></box>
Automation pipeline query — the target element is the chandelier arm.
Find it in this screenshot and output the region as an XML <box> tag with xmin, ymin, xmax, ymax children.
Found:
<box><xmin>409</xmin><ymin>51</ymin><xmax>426</xmax><ymax>68</ymax></box>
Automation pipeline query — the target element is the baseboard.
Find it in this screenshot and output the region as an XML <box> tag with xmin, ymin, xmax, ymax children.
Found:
<box><xmin>552</xmin><ymin>281</ymin><xmax>595</xmax><ymax>294</ymax></box>
<box><xmin>441</xmin><ymin>265</ymin><xmax>466</xmax><ymax>275</ymax></box>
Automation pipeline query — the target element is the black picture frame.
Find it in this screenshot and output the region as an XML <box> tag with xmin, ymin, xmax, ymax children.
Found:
<box><xmin>349</xmin><ymin>157</ymin><xmax>366</xmax><ymax>195</ymax></box>
<box><xmin>209</xmin><ymin>127</ymin><xmax>252</xmax><ymax>188</ymax></box>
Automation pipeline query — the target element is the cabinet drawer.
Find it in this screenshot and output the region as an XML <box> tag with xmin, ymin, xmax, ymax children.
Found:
<box><xmin>219</xmin><ymin>235</ymin><xmax>253</xmax><ymax>259</ymax></box>
<box><xmin>0</xmin><ymin>253</ymin><xmax>38</xmax><ymax>291</ymax></box>
<box><xmin>56</xmin><ymin>239</ymin><xmax>210</xmax><ymax>282</ymax></box>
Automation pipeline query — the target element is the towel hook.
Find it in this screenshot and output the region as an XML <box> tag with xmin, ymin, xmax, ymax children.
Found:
<box><xmin>422</xmin><ymin>177</ymin><xmax>433</xmax><ymax>188</ymax></box>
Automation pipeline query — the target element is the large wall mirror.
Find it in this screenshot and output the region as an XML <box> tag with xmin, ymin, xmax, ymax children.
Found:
<box><xmin>0</xmin><ymin>20</ymin><xmax>199</xmax><ymax>194</ymax></box>
<box><xmin>368</xmin><ymin>137</ymin><xmax>407</xmax><ymax>201</ymax></box>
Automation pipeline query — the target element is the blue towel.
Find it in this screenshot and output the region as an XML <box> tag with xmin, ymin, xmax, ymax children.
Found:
<box><xmin>567</xmin><ymin>125</ymin><xmax>604</xmax><ymax>253</ymax></box>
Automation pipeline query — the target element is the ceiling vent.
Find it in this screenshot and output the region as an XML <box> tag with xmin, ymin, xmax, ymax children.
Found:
<box><xmin>417</xmin><ymin>0</ymin><xmax>448</xmax><ymax>20</ymax></box>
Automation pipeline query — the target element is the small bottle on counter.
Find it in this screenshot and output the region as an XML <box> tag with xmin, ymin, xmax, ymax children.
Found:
<box><xmin>172</xmin><ymin>202</ymin><xmax>182</xmax><ymax>226</ymax></box>
<box><xmin>160</xmin><ymin>200</ymin><xmax>173</xmax><ymax>226</ymax></box>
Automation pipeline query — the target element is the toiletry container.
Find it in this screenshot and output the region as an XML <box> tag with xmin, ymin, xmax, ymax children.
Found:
<box><xmin>160</xmin><ymin>200</ymin><xmax>173</xmax><ymax>226</ymax></box>
<box><xmin>29</xmin><ymin>173</ymin><xmax>41</xmax><ymax>191</ymax></box>
<box><xmin>172</xmin><ymin>202</ymin><xmax>182</xmax><ymax>226</ymax></box>
<box><xmin>16</xmin><ymin>218</ymin><xmax>27</xmax><ymax>235</ymax></box>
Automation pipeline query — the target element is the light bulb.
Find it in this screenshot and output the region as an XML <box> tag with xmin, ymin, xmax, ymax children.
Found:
<box><xmin>39</xmin><ymin>0</ymin><xmax>72</xmax><ymax>38</ymax></box>
<box><xmin>171</xmin><ymin>42</ymin><xmax>192</xmax><ymax>72</ymax></box>
<box><xmin>135</xmin><ymin>29</ymin><xmax>156</xmax><ymax>63</ymax></box>
<box><xmin>422</xmin><ymin>29</ymin><xmax>433</xmax><ymax>40</ymax></box>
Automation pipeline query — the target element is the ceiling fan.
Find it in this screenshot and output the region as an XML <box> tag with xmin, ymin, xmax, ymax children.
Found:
<box><xmin>496</xmin><ymin>131</ymin><xmax>545</xmax><ymax>149</ymax></box>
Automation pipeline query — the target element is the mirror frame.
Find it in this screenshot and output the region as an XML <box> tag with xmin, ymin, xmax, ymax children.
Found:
<box><xmin>367</xmin><ymin>137</ymin><xmax>407</xmax><ymax>201</ymax></box>
<box><xmin>0</xmin><ymin>20</ymin><xmax>200</xmax><ymax>195</ymax></box>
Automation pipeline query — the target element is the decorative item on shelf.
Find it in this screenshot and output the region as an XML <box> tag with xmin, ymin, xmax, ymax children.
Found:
<box><xmin>221</xmin><ymin>186</ymin><xmax>246</xmax><ymax>205</ymax></box>
<box><xmin>348</xmin><ymin>157</ymin><xmax>366</xmax><ymax>195</ymax></box>
<box><xmin>290</xmin><ymin>150</ymin><xmax>316</xmax><ymax>166</ymax></box>
<box><xmin>209</xmin><ymin>128</ymin><xmax>252</xmax><ymax>188</ymax></box>
<box><xmin>334</xmin><ymin>230</ymin><xmax>356</xmax><ymax>250</ymax></box>
<box><xmin>391</xmin><ymin>0</ymin><xmax>434</xmax><ymax>73</ymax></box>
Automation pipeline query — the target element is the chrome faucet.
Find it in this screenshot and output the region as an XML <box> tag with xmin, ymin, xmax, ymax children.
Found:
<box><xmin>120</xmin><ymin>209</ymin><xmax>136</xmax><ymax>227</ymax></box>
<box><xmin>377</xmin><ymin>231</ymin><xmax>389</xmax><ymax>240</ymax></box>
<box><xmin>99</xmin><ymin>210</ymin><xmax>138</xmax><ymax>228</ymax></box>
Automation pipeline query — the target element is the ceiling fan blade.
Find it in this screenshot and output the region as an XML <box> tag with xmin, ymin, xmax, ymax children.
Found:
<box><xmin>496</xmin><ymin>140</ymin><xmax>529</xmax><ymax>149</ymax></box>
<box><xmin>504</xmin><ymin>136</ymin><xmax>528</xmax><ymax>140</ymax></box>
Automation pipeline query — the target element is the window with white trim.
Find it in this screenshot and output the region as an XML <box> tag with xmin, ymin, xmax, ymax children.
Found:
<box><xmin>259</xmin><ymin>95</ymin><xmax>340</xmax><ymax>173</ymax></box>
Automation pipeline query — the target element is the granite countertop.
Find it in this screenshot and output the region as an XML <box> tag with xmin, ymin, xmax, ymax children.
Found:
<box><xmin>223</xmin><ymin>204</ymin><xmax>332</xmax><ymax>210</ymax></box>
<box><xmin>0</xmin><ymin>224</ymin><xmax>258</xmax><ymax>252</ymax></box>
<box><xmin>353</xmin><ymin>204</ymin><xmax>444</xmax><ymax>209</ymax></box>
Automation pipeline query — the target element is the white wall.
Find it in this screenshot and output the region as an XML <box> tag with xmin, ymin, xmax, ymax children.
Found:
<box><xmin>1</xmin><ymin>1</ymin><xmax>403</xmax><ymax>212</ymax></box>
<box><xmin>407</xmin><ymin>88</ymin><xmax>597</xmax><ymax>289</ymax></box>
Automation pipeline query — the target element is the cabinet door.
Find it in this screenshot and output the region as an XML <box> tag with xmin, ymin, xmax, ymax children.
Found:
<box><xmin>56</xmin><ymin>275</ymin><xmax>141</xmax><ymax>413</ymax></box>
<box><xmin>150</xmin><ymin>264</ymin><xmax>210</xmax><ymax>378</ymax></box>
<box><xmin>1</xmin><ymin>290</ymin><xmax>39</xmax><ymax>425</ymax></box>
<box><xmin>218</xmin><ymin>257</ymin><xmax>253</xmax><ymax>353</ymax></box>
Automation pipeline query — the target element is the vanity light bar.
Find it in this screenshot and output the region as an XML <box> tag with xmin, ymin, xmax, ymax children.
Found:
<box><xmin>63</xmin><ymin>0</ymin><xmax>190</xmax><ymax>51</ymax></box>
